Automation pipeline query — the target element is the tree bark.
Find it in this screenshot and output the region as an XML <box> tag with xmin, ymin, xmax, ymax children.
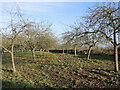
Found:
<box><xmin>67</xmin><ymin>48</ymin><xmax>69</xmax><ymax>54</ymax></box>
<box><xmin>87</xmin><ymin>46</ymin><xmax>92</xmax><ymax>60</ymax></box>
<box><xmin>32</xmin><ymin>48</ymin><xmax>36</xmax><ymax>60</ymax></box>
<box><xmin>42</xmin><ymin>49</ymin><xmax>45</xmax><ymax>56</ymax></box>
<box><xmin>11</xmin><ymin>44</ymin><xmax>16</xmax><ymax>72</ymax></box>
<box><xmin>40</xmin><ymin>49</ymin><xmax>42</xmax><ymax>55</ymax></box>
<box><xmin>114</xmin><ymin>28</ymin><xmax>119</xmax><ymax>72</ymax></box>
<box><xmin>63</xmin><ymin>48</ymin><xmax>64</xmax><ymax>54</ymax></box>
<box><xmin>47</xmin><ymin>49</ymin><xmax>49</xmax><ymax>53</ymax></box>
<box><xmin>114</xmin><ymin>45</ymin><xmax>119</xmax><ymax>72</ymax></box>
<box><xmin>74</xmin><ymin>45</ymin><xmax>77</xmax><ymax>56</ymax></box>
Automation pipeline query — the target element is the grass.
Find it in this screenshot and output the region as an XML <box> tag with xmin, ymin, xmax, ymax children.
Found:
<box><xmin>2</xmin><ymin>51</ymin><xmax>120</xmax><ymax>88</ymax></box>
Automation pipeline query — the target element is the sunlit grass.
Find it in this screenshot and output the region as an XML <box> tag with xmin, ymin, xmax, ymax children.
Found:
<box><xmin>2</xmin><ymin>51</ymin><xmax>120</xmax><ymax>88</ymax></box>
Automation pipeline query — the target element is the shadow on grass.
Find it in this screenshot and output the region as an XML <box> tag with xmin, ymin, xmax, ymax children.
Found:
<box><xmin>2</xmin><ymin>68</ymin><xmax>13</xmax><ymax>73</ymax></box>
<box><xmin>2</xmin><ymin>80</ymin><xmax>60</xmax><ymax>89</ymax></box>
<box><xmin>50</xmin><ymin>51</ymin><xmax>115</xmax><ymax>61</ymax></box>
<box><xmin>77</xmin><ymin>53</ymin><xmax>118</xmax><ymax>61</ymax></box>
<box><xmin>2</xmin><ymin>80</ymin><xmax>36</xmax><ymax>88</ymax></box>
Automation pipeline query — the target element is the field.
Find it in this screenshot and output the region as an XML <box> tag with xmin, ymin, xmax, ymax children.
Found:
<box><xmin>2</xmin><ymin>51</ymin><xmax>120</xmax><ymax>88</ymax></box>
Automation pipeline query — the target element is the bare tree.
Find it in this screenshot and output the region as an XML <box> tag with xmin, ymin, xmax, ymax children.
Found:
<box><xmin>24</xmin><ymin>22</ymin><xmax>39</xmax><ymax>60</ymax></box>
<box><xmin>62</xmin><ymin>23</ymin><xmax>83</xmax><ymax>56</ymax></box>
<box><xmin>83</xmin><ymin>2</ymin><xmax>120</xmax><ymax>71</ymax></box>
<box><xmin>37</xmin><ymin>31</ymin><xmax>57</xmax><ymax>52</ymax></box>
<box><xmin>1</xmin><ymin>8</ymin><xmax>30</xmax><ymax>72</ymax></box>
<box><xmin>82</xmin><ymin>33</ymin><xmax>105</xmax><ymax>60</ymax></box>
<box><xmin>24</xmin><ymin>21</ymin><xmax>53</xmax><ymax>60</ymax></box>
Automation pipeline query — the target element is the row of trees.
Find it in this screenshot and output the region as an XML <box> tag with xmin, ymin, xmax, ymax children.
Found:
<box><xmin>62</xmin><ymin>3</ymin><xmax>120</xmax><ymax>72</ymax></box>
<box><xmin>1</xmin><ymin>9</ymin><xmax>57</xmax><ymax>72</ymax></box>
<box><xmin>1</xmin><ymin>2</ymin><xmax>119</xmax><ymax>72</ymax></box>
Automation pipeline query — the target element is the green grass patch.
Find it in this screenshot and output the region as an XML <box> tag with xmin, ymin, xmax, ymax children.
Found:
<box><xmin>2</xmin><ymin>51</ymin><xmax>120</xmax><ymax>88</ymax></box>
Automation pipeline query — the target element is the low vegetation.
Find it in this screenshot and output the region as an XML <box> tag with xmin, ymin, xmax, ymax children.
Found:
<box><xmin>2</xmin><ymin>51</ymin><xmax>120</xmax><ymax>88</ymax></box>
<box><xmin>1</xmin><ymin>2</ymin><xmax>120</xmax><ymax>89</ymax></box>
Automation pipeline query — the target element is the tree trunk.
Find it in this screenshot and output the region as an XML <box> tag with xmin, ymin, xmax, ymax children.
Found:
<box><xmin>40</xmin><ymin>49</ymin><xmax>42</xmax><ymax>55</ymax></box>
<box><xmin>114</xmin><ymin>45</ymin><xmax>119</xmax><ymax>72</ymax></box>
<box><xmin>11</xmin><ymin>44</ymin><xmax>16</xmax><ymax>72</ymax></box>
<box><xmin>74</xmin><ymin>45</ymin><xmax>77</xmax><ymax>56</ymax></box>
<box><xmin>87</xmin><ymin>46</ymin><xmax>92</xmax><ymax>60</ymax></box>
<box><xmin>32</xmin><ymin>49</ymin><xmax>36</xmax><ymax>60</ymax></box>
<box><xmin>114</xmin><ymin>29</ymin><xmax>119</xmax><ymax>72</ymax></box>
<box><xmin>63</xmin><ymin>48</ymin><xmax>64</xmax><ymax>54</ymax></box>
<box><xmin>48</xmin><ymin>49</ymin><xmax>49</xmax><ymax>53</ymax></box>
<box><xmin>67</xmin><ymin>48</ymin><xmax>69</xmax><ymax>54</ymax></box>
<box><xmin>42</xmin><ymin>49</ymin><xmax>45</xmax><ymax>56</ymax></box>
